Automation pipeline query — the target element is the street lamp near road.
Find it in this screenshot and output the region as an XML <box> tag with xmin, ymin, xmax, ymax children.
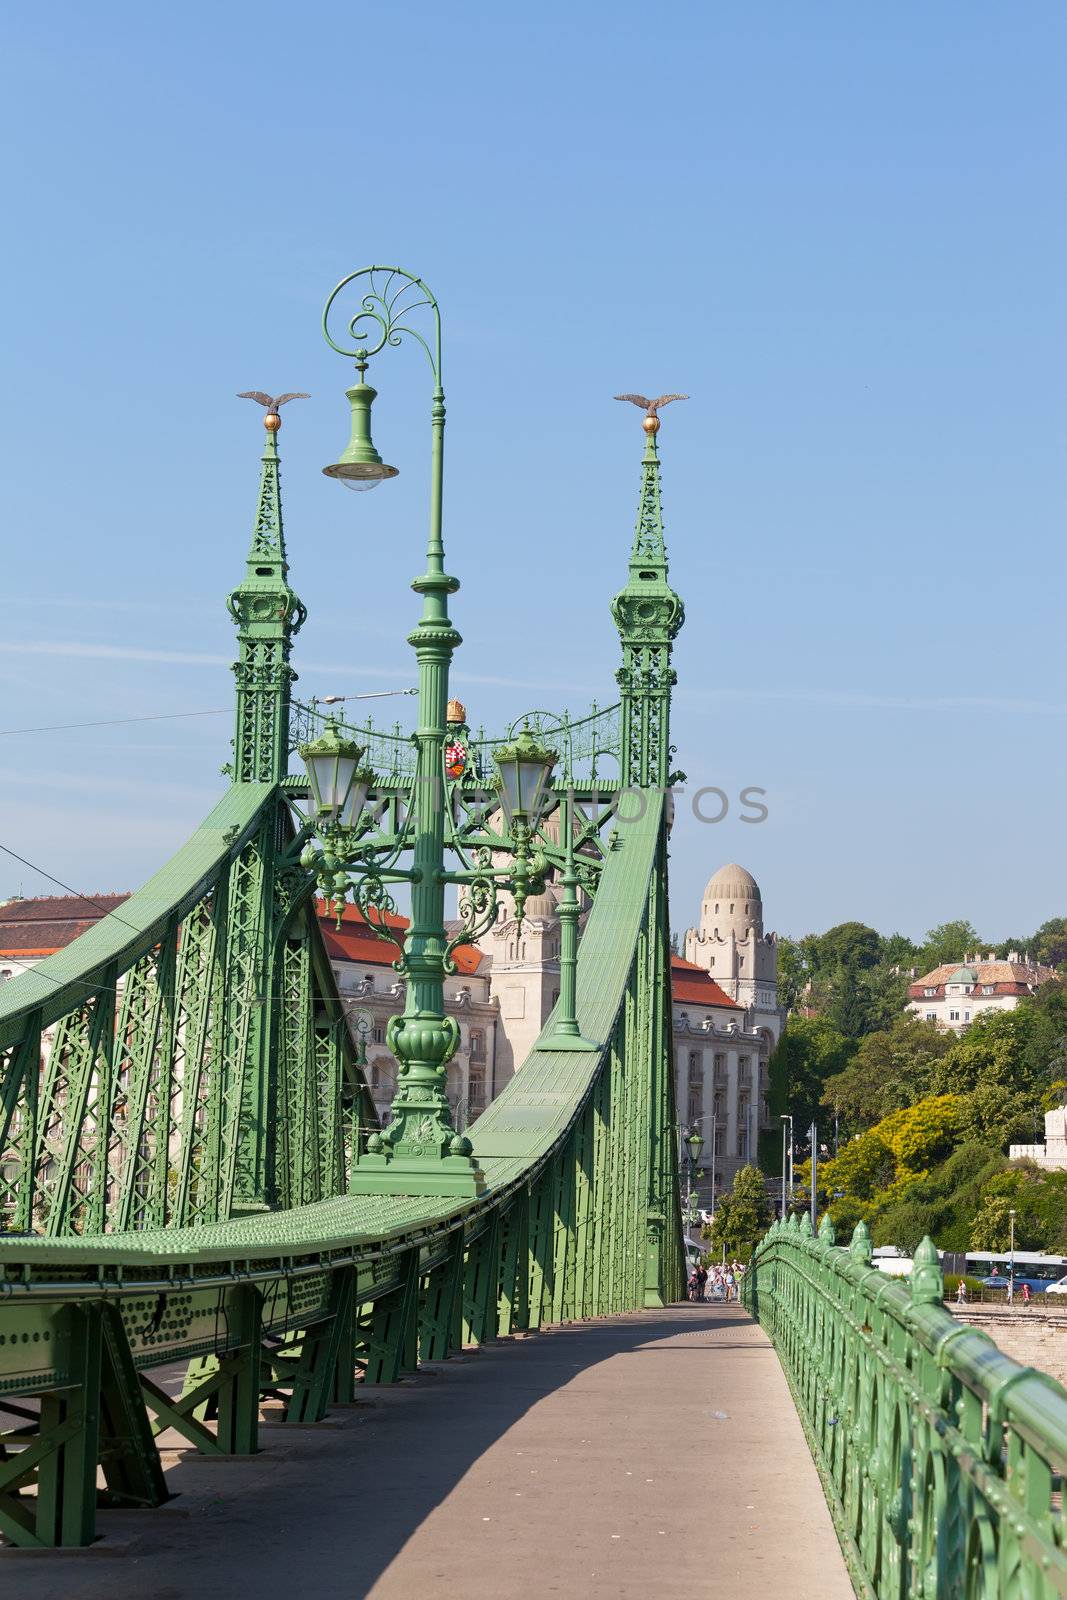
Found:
<box><xmin>1009</xmin><ymin>1207</ymin><xmax>1017</xmax><ymax>1303</ymax></box>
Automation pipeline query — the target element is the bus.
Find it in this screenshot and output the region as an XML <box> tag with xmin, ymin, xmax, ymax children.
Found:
<box><xmin>959</xmin><ymin>1251</ymin><xmax>1067</xmax><ymax>1292</ymax></box>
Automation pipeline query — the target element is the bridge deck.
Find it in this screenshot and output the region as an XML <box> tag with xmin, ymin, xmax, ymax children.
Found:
<box><xmin>6</xmin><ymin>1304</ymin><xmax>853</xmax><ymax>1599</ymax></box>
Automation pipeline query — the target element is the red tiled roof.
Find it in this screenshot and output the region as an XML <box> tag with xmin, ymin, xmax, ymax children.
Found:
<box><xmin>670</xmin><ymin>954</ymin><xmax>742</xmax><ymax>1009</ymax></box>
<box><xmin>908</xmin><ymin>958</ymin><xmax>1057</xmax><ymax>1002</ymax></box>
<box><xmin>0</xmin><ymin>893</ymin><xmax>131</xmax><ymax>957</ymax></box>
<box><xmin>314</xmin><ymin>899</ymin><xmax>484</xmax><ymax>976</ymax></box>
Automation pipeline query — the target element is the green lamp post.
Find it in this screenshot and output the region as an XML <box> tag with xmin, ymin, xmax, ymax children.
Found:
<box><xmin>316</xmin><ymin>266</ymin><xmax>482</xmax><ymax>1197</ymax></box>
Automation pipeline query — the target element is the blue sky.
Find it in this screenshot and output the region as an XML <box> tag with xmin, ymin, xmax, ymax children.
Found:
<box><xmin>0</xmin><ymin>3</ymin><xmax>1064</xmax><ymax>941</ymax></box>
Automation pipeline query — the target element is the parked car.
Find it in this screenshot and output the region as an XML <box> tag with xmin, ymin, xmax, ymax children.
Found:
<box><xmin>1045</xmin><ymin>1277</ymin><xmax>1067</xmax><ymax>1295</ymax></box>
<box><xmin>980</xmin><ymin>1274</ymin><xmax>1010</xmax><ymax>1289</ymax></box>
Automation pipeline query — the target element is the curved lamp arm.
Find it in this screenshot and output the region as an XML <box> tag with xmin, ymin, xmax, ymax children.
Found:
<box><xmin>323</xmin><ymin>265</ymin><xmax>442</xmax><ymax>386</ymax></box>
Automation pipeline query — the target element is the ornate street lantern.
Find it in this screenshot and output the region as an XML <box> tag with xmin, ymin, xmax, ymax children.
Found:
<box><xmin>493</xmin><ymin>728</ymin><xmax>558</xmax><ymax>830</ymax></box>
<box><xmin>322</xmin><ymin>361</ymin><xmax>399</xmax><ymax>492</ymax></box>
<box><xmin>684</xmin><ymin>1127</ymin><xmax>705</xmax><ymax>1167</ymax></box>
<box><xmin>299</xmin><ymin>717</ymin><xmax>375</xmax><ymax>828</ymax></box>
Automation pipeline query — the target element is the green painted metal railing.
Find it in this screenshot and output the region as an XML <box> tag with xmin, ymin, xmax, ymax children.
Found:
<box><xmin>745</xmin><ymin>1214</ymin><xmax>1067</xmax><ymax>1598</ymax></box>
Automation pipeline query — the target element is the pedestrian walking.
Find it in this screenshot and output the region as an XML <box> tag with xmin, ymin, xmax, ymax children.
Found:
<box><xmin>1022</xmin><ymin>1282</ymin><xmax>1032</xmax><ymax>1308</ymax></box>
<box><xmin>955</xmin><ymin>1279</ymin><xmax>967</xmax><ymax>1306</ymax></box>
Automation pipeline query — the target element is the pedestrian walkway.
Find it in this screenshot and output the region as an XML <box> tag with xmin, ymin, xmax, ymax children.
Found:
<box><xmin>7</xmin><ymin>1304</ymin><xmax>854</xmax><ymax>1600</ymax></box>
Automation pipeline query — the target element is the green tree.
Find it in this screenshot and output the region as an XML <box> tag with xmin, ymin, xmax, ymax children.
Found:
<box><xmin>882</xmin><ymin>931</ymin><xmax>921</xmax><ymax>968</ymax></box>
<box><xmin>770</xmin><ymin>1015</ymin><xmax>854</xmax><ymax>1134</ymax></box>
<box><xmin>878</xmin><ymin>1095</ymin><xmax>961</xmax><ymax>1175</ymax></box>
<box><xmin>813</xmin><ymin>922</ymin><xmax>882</xmax><ymax>975</ymax></box>
<box><xmin>705</xmin><ymin>1164</ymin><xmax>772</xmax><ymax>1258</ymax></box>
<box><xmin>969</xmin><ymin>1193</ymin><xmax>1019</xmax><ymax>1252</ymax></box>
<box><xmin>825</xmin><ymin>961</ymin><xmax>910</xmax><ymax>1039</ymax></box>
<box><xmin>934</xmin><ymin>1010</ymin><xmax>1024</xmax><ymax>1096</ymax></box>
<box><xmin>1033</xmin><ymin>918</ymin><xmax>1067</xmax><ymax>969</ymax></box>
<box><xmin>957</xmin><ymin>1083</ymin><xmax>1038</xmax><ymax>1151</ymax></box>
<box><xmin>920</xmin><ymin>920</ymin><xmax>981</xmax><ymax>972</ymax></box>
<box><xmin>872</xmin><ymin>1199</ymin><xmax>943</xmax><ymax>1255</ymax></box>
<box><xmin>821</xmin><ymin>1015</ymin><xmax>952</xmax><ymax>1130</ymax></box>
<box><xmin>820</xmin><ymin>1130</ymin><xmax>896</xmax><ymax>1202</ymax></box>
<box><xmin>776</xmin><ymin>935</ymin><xmax>816</xmax><ymax>1011</ymax></box>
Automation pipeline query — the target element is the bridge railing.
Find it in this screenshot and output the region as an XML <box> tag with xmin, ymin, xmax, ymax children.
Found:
<box><xmin>745</xmin><ymin>1213</ymin><xmax>1067</xmax><ymax>1599</ymax></box>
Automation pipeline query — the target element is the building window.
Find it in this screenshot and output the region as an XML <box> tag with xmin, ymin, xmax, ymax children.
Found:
<box><xmin>469</xmin><ymin>1028</ymin><xmax>484</xmax><ymax>1061</ymax></box>
<box><xmin>468</xmin><ymin>1059</ymin><xmax>486</xmax><ymax>1114</ymax></box>
<box><xmin>687</xmin><ymin>1050</ymin><xmax>703</xmax><ymax>1126</ymax></box>
<box><xmin>925</xmin><ymin>1011</ymin><xmax>936</xmax><ymax>1022</ymax></box>
<box><xmin>713</xmin><ymin>1052</ymin><xmax>726</xmax><ymax>1086</ymax></box>
<box><xmin>924</xmin><ymin>987</ymin><xmax>936</xmax><ymax>998</ymax></box>
<box><xmin>373</xmin><ymin>1026</ymin><xmax>384</xmax><ymax>1044</ymax></box>
<box><xmin>949</xmin><ymin>1010</ymin><xmax>960</xmax><ymax>1023</ymax></box>
<box><xmin>982</xmin><ymin>985</ymin><xmax>994</xmax><ymax>995</ymax></box>
<box><xmin>964</xmin><ymin>1011</ymin><xmax>971</xmax><ymax>1022</ymax></box>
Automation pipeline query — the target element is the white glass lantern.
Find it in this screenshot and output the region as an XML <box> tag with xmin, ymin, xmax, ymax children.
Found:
<box><xmin>299</xmin><ymin>717</ymin><xmax>375</xmax><ymax>827</ymax></box>
<box><xmin>493</xmin><ymin>728</ymin><xmax>558</xmax><ymax>829</ymax></box>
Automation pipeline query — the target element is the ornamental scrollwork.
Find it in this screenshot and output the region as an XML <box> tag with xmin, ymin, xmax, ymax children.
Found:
<box><xmin>346</xmin><ymin>868</ymin><xmax>408</xmax><ymax>976</ymax></box>
<box><xmin>443</xmin><ymin>858</ymin><xmax>500</xmax><ymax>975</ymax></box>
<box><xmin>322</xmin><ymin>266</ymin><xmax>442</xmax><ymax>384</ymax></box>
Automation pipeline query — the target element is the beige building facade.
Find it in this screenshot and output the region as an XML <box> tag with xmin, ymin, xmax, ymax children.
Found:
<box><xmin>676</xmin><ymin>864</ymin><xmax>785</xmax><ymax>1202</ymax></box>
<box><xmin>906</xmin><ymin>954</ymin><xmax>1056</xmax><ymax>1032</ymax></box>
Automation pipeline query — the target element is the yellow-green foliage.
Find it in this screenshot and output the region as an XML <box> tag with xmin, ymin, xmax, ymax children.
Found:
<box><xmin>820</xmin><ymin>1095</ymin><xmax>961</xmax><ymax>1202</ymax></box>
<box><xmin>877</xmin><ymin>1095</ymin><xmax>961</xmax><ymax>1176</ymax></box>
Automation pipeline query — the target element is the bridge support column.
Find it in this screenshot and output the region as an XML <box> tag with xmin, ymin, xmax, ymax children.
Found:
<box><xmin>498</xmin><ymin>1190</ymin><xmax>530</xmax><ymax>1335</ymax></box>
<box><xmin>0</xmin><ymin>1303</ymin><xmax>104</xmax><ymax>1549</ymax></box>
<box><xmin>97</xmin><ymin>1302</ymin><xmax>168</xmax><ymax>1510</ymax></box>
<box><xmin>358</xmin><ymin>1248</ymin><xmax>420</xmax><ymax>1385</ymax></box>
<box><xmin>420</xmin><ymin>1230</ymin><xmax>465</xmax><ymax>1361</ymax></box>
<box><xmin>463</xmin><ymin>1213</ymin><xmax>501</xmax><ymax>1345</ymax></box>
<box><xmin>282</xmin><ymin>1268</ymin><xmax>357</xmax><ymax>1421</ymax></box>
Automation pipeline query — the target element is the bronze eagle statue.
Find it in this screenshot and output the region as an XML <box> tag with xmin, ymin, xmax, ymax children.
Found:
<box><xmin>237</xmin><ymin>391</ymin><xmax>310</xmax><ymax>411</ymax></box>
<box><xmin>614</xmin><ymin>393</ymin><xmax>689</xmax><ymax>417</ymax></box>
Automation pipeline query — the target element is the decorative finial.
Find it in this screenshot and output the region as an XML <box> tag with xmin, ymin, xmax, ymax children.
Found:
<box><xmin>237</xmin><ymin>391</ymin><xmax>310</xmax><ymax>432</ymax></box>
<box><xmin>614</xmin><ymin>392</ymin><xmax>689</xmax><ymax>435</ymax></box>
<box><xmin>910</xmin><ymin>1235</ymin><xmax>944</xmax><ymax>1306</ymax></box>
<box><xmin>849</xmin><ymin>1219</ymin><xmax>873</xmax><ymax>1265</ymax></box>
<box><xmin>446</xmin><ymin>698</ymin><xmax>467</xmax><ymax>725</ymax></box>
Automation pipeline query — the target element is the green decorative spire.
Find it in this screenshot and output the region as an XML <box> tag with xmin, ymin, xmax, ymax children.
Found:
<box><xmin>818</xmin><ymin>1212</ymin><xmax>837</xmax><ymax>1246</ymax></box>
<box><xmin>228</xmin><ymin>419</ymin><xmax>307</xmax><ymax>784</ymax></box>
<box><xmin>849</xmin><ymin>1218</ymin><xmax>873</xmax><ymax>1265</ymax></box>
<box><xmin>611</xmin><ymin>424</ymin><xmax>685</xmax><ymax>789</ymax></box>
<box><xmin>910</xmin><ymin>1235</ymin><xmax>944</xmax><ymax>1306</ymax></box>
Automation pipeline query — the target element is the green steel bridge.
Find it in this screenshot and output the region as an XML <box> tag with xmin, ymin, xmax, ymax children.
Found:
<box><xmin>1</xmin><ymin>268</ymin><xmax>1064</xmax><ymax>1599</ymax></box>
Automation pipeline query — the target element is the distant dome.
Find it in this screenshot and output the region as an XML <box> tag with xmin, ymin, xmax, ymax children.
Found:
<box><xmin>703</xmin><ymin>864</ymin><xmax>761</xmax><ymax>905</ymax></box>
<box><xmin>518</xmin><ymin>885</ymin><xmax>562</xmax><ymax>921</ymax></box>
